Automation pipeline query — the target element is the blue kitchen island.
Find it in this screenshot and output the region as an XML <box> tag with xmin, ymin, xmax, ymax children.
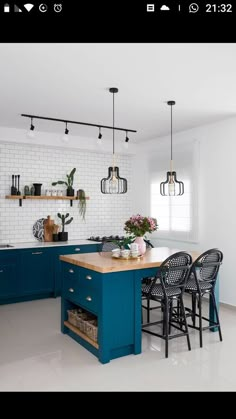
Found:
<box><xmin>60</xmin><ymin>247</ymin><xmax>212</xmax><ymax>364</ymax></box>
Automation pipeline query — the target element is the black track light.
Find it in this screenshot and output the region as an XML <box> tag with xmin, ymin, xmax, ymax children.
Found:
<box><xmin>62</xmin><ymin>122</ymin><xmax>69</xmax><ymax>142</ymax></box>
<box><xmin>98</xmin><ymin>127</ymin><xmax>102</xmax><ymax>140</ymax></box>
<box><xmin>27</xmin><ymin>117</ymin><xmax>35</xmax><ymax>138</ymax></box>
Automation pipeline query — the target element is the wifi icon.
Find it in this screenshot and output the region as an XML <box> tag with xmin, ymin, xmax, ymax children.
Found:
<box><xmin>24</xmin><ymin>3</ymin><xmax>34</xmax><ymax>11</ymax></box>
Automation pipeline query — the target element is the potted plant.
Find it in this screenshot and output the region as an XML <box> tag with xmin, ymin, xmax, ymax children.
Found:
<box><xmin>57</xmin><ymin>213</ymin><xmax>73</xmax><ymax>241</ymax></box>
<box><xmin>77</xmin><ymin>189</ymin><xmax>86</xmax><ymax>220</ymax></box>
<box><xmin>52</xmin><ymin>168</ymin><xmax>76</xmax><ymax>196</ymax></box>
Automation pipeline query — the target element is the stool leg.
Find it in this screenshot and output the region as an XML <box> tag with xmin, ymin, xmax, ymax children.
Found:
<box><xmin>198</xmin><ymin>294</ymin><xmax>203</xmax><ymax>348</ymax></box>
<box><xmin>180</xmin><ymin>295</ymin><xmax>191</xmax><ymax>351</ymax></box>
<box><xmin>192</xmin><ymin>294</ymin><xmax>196</xmax><ymax>327</ymax></box>
<box><xmin>169</xmin><ymin>300</ymin><xmax>173</xmax><ymax>334</ymax></box>
<box><xmin>164</xmin><ymin>298</ymin><xmax>169</xmax><ymax>358</ymax></box>
<box><xmin>211</xmin><ymin>291</ymin><xmax>223</xmax><ymax>341</ymax></box>
<box><xmin>147</xmin><ymin>298</ymin><xmax>150</xmax><ymax>323</ymax></box>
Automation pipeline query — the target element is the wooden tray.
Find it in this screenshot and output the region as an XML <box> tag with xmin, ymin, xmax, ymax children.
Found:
<box><xmin>112</xmin><ymin>254</ymin><xmax>143</xmax><ymax>260</ymax></box>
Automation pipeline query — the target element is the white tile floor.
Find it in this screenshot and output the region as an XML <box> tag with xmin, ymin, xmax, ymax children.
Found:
<box><xmin>0</xmin><ymin>297</ymin><xmax>235</xmax><ymax>391</ymax></box>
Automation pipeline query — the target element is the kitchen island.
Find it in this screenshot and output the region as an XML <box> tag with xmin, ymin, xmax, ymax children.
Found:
<box><xmin>60</xmin><ymin>247</ymin><xmax>212</xmax><ymax>364</ymax></box>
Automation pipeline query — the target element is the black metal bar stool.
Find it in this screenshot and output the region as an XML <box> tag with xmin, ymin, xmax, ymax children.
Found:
<box><xmin>142</xmin><ymin>251</ymin><xmax>192</xmax><ymax>358</ymax></box>
<box><xmin>184</xmin><ymin>248</ymin><xmax>223</xmax><ymax>348</ymax></box>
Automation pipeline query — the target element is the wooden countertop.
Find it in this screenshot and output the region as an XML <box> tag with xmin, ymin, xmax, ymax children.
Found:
<box><xmin>60</xmin><ymin>247</ymin><xmax>200</xmax><ymax>273</ymax></box>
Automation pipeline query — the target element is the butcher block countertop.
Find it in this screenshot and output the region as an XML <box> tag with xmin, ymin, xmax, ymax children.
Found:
<box><xmin>60</xmin><ymin>247</ymin><xmax>200</xmax><ymax>274</ymax></box>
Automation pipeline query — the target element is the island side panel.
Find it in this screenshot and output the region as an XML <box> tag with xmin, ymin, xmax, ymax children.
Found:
<box><xmin>99</xmin><ymin>270</ymin><xmax>142</xmax><ymax>363</ymax></box>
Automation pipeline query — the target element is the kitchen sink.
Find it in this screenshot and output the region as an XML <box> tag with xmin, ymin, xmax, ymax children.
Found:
<box><xmin>0</xmin><ymin>244</ymin><xmax>14</xmax><ymax>248</ymax></box>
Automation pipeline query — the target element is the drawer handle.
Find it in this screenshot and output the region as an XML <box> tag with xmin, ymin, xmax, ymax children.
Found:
<box><xmin>86</xmin><ymin>296</ymin><xmax>92</xmax><ymax>302</ymax></box>
<box><xmin>69</xmin><ymin>269</ymin><xmax>74</xmax><ymax>274</ymax></box>
<box><xmin>86</xmin><ymin>275</ymin><xmax>92</xmax><ymax>281</ymax></box>
<box><xmin>32</xmin><ymin>252</ymin><xmax>43</xmax><ymax>255</ymax></box>
<box><xmin>75</xmin><ymin>248</ymin><xmax>81</xmax><ymax>251</ymax></box>
<box><xmin>68</xmin><ymin>288</ymin><xmax>74</xmax><ymax>293</ymax></box>
<box><xmin>0</xmin><ymin>270</ymin><xmax>3</xmax><ymax>273</ymax></box>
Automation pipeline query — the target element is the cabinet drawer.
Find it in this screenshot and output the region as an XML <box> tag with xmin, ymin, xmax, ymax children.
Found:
<box><xmin>63</xmin><ymin>265</ymin><xmax>100</xmax><ymax>289</ymax></box>
<box><xmin>65</xmin><ymin>286</ymin><xmax>99</xmax><ymax>314</ymax></box>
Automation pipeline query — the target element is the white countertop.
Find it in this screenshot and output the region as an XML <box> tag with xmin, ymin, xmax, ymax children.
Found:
<box><xmin>0</xmin><ymin>239</ymin><xmax>98</xmax><ymax>250</ymax></box>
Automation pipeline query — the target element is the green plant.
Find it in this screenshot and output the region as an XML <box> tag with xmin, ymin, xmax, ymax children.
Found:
<box><xmin>52</xmin><ymin>168</ymin><xmax>76</xmax><ymax>190</ymax></box>
<box><xmin>112</xmin><ymin>235</ymin><xmax>134</xmax><ymax>250</ymax></box>
<box><xmin>77</xmin><ymin>189</ymin><xmax>86</xmax><ymax>220</ymax></box>
<box><xmin>57</xmin><ymin>213</ymin><xmax>73</xmax><ymax>232</ymax></box>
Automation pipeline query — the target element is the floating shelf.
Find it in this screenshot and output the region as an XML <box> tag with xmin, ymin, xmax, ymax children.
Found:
<box><xmin>5</xmin><ymin>195</ymin><xmax>90</xmax><ymax>207</ymax></box>
<box><xmin>64</xmin><ymin>321</ymin><xmax>99</xmax><ymax>349</ymax></box>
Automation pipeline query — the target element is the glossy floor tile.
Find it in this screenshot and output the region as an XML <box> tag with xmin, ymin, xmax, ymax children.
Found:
<box><xmin>0</xmin><ymin>297</ymin><xmax>235</xmax><ymax>391</ymax></box>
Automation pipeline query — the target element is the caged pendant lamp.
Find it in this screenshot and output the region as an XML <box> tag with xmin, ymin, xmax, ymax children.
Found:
<box><xmin>160</xmin><ymin>101</ymin><xmax>184</xmax><ymax>196</ymax></box>
<box><xmin>101</xmin><ymin>88</ymin><xmax>128</xmax><ymax>194</ymax></box>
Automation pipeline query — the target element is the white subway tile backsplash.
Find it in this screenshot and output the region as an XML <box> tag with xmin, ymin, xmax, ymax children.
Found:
<box><xmin>0</xmin><ymin>142</ymin><xmax>133</xmax><ymax>243</ymax></box>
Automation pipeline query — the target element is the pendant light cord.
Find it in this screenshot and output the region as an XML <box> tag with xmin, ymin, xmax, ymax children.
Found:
<box><xmin>113</xmin><ymin>91</ymin><xmax>115</xmax><ymax>156</ymax></box>
<box><xmin>170</xmin><ymin>103</ymin><xmax>173</xmax><ymax>161</ymax></box>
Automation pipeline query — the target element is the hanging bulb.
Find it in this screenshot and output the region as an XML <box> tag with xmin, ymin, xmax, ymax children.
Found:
<box><xmin>168</xmin><ymin>176</ymin><xmax>175</xmax><ymax>196</ymax></box>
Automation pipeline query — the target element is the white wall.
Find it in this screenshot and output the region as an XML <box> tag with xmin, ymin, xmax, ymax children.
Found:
<box><xmin>134</xmin><ymin>117</ymin><xmax>236</xmax><ymax>306</ymax></box>
<box><xmin>0</xmin><ymin>138</ymin><xmax>134</xmax><ymax>243</ymax></box>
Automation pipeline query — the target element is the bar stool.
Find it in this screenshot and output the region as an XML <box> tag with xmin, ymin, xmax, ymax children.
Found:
<box><xmin>142</xmin><ymin>251</ymin><xmax>192</xmax><ymax>358</ymax></box>
<box><xmin>184</xmin><ymin>248</ymin><xmax>223</xmax><ymax>348</ymax></box>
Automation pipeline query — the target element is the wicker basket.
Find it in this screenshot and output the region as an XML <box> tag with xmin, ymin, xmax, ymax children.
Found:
<box><xmin>76</xmin><ymin>312</ymin><xmax>91</xmax><ymax>332</ymax></box>
<box><xmin>84</xmin><ymin>319</ymin><xmax>98</xmax><ymax>342</ymax></box>
<box><xmin>67</xmin><ymin>309</ymin><xmax>79</xmax><ymax>327</ymax></box>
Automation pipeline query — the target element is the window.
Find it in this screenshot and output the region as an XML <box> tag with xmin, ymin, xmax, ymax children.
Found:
<box><xmin>149</xmin><ymin>140</ymin><xmax>199</xmax><ymax>242</ymax></box>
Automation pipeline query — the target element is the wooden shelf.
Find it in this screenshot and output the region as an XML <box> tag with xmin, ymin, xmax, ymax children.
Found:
<box><xmin>5</xmin><ymin>195</ymin><xmax>90</xmax><ymax>207</ymax></box>
<box><xmin>64</xmin><ymin>321</ymin><xmax>99</xmax><ymax>349</ymax></box>
<box><xmin>5</xmin><ymin>195</ymin><xmax>24</xmax><ymax>199</ymax></box>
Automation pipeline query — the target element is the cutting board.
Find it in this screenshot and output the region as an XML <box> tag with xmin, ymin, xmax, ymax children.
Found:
<box><xmin>44</xmin><ymin>215</ymin><xmax>54</xmax><ymax>242</ymax></box>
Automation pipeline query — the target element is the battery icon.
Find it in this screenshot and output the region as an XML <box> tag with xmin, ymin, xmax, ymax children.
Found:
<box><xmin>4</xmin><ymin>3</ymin><xmax>10</xmax><ymax>12</ymax></box>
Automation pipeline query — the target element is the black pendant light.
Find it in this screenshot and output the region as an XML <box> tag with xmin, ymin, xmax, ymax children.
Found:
<box><xmin>101</xmin><ymin>88</ymin><xmax>128</xmax><ymax>194</ymax></box>
<box><xmin>160</xmin><ymin>101</ymin><xmax>184</xmax><ymax>196</ymax></box>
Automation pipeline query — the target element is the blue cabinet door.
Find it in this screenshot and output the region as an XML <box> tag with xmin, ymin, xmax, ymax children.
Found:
<box><xmin>0</xmin><ymin>253</ymin><xmax>19</xmax><ymax>299</ymax></box>
<box><xmin>20</xmin><ymin>249</ymin><xmax>54</xmax><ymax>295</ymax></box>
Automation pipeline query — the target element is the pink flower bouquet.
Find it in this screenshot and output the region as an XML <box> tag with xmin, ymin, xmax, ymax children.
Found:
<box><xmin>124</xmin><ymin>214</ymin><xmax>158</xmax><ymax>237</ymax></box>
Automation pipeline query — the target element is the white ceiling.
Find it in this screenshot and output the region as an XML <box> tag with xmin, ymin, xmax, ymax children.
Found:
<box><xmin>0</xmin><ymin>43</ymin><xmax>236</xmax><ymax>143</ymax></box>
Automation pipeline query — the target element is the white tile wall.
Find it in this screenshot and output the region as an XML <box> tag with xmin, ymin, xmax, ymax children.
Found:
<box><xmin>0</xmin><ymin>142</ymin><xmax>133</xmax><ymax>243</ymax></box>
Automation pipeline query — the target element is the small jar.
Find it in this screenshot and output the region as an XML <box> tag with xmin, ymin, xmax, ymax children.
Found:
<box><xmin>57</xmin><ymin>190</ymin><xmax>63</xmax><ymax>196</ymax></box>
<box><xmin>51</xmin><ymin>189</ymin><xmax>57</xmax><ymax>196</ymax></box>
<box><xmin>45</xmin><ymin>189</ymin><xmax>51</xmax><ymax>196</ymax></box>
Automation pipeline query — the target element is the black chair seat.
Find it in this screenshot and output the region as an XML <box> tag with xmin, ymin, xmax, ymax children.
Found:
<box><xmin>185</xmin><ymin>276</ymin><xmax>212</xmax><ymax>292</ymax></box>
<box><xmin>142</xmin><ymin>283</ymin><xmax>182</xmax><ymax>298</ymax></box>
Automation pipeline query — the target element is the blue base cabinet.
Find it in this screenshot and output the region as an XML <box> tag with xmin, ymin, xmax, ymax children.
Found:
<box><xmin>19</xmin><ymin>249</ymin><xmax>54</xmax><ymax>296</ymax></box>
<box><xmin>0</xmin><ymin>253</ymin><xmax>19</xmax><ymax>300</ymax></box>
<box><xmin>0</xmin><ymin>244</ymin><xmax>99</xmax><ymax>305</ymax></box>
<box><xmin>61</xmin><ymin>263</ymin><xmax>142</xmax><ymax>364</ymax></box>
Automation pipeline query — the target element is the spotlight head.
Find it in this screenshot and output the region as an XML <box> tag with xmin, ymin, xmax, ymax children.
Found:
<box><xmin>98</xmin><ymin>132</ymin><xmax>102</xmax><ymax>139</ymax></box>
<box><xmin>30</xmin><ymin>124</ymin><xmax>35</xmax><ymax>131</ymax></box>
<box><xmin>65</xmin><ymin>128</ymin><xmax>69</xmax><ymax>135</ymax></box>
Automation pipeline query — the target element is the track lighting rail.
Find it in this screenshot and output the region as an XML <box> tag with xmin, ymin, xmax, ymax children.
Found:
<box><xmin>21</xmin><ymin>114</ymin><xmax>137</xmax><ymax>134</ymax></box>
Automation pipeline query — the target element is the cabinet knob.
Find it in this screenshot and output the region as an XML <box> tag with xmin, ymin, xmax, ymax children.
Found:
<box><xmin>86</xmin><ymin>275</ymin><xmax>92</xmax><ymax>281</ymax></box>
<box><xmin>32</xmin><ymin>251</ymin><xmax>43</xmax><ymax>255</ymax></box>
<box><xmin>68</xmin><ymin>288</ymin><xmax>74</xmax><ymax>293</ymax></box>
<box><xmin>68</xmin><ymin>269</ymin><xmax>74</xmax><ymax>274</ymax></box>
<box><xmin>86</xmin><ymin>296</ymin><xmax>92</xmax><ymax>302</ymax></box>
<box><xmin>75</xmin><ymin>248</ymin><xmax>81</xmax><ymax>251</ymax></box>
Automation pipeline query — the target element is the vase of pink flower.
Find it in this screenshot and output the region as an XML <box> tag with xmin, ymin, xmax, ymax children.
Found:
<box><xmin>124</xmin><ymin>214</ymin><xmax>158</xmax><ymax>255</ymax></box>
